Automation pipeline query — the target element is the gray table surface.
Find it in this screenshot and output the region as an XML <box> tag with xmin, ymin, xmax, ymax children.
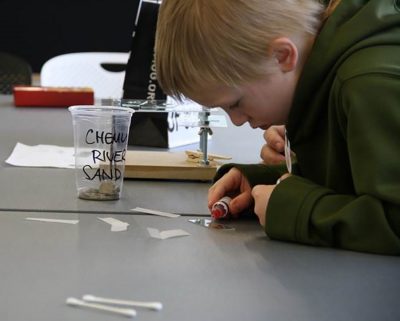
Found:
<box><xmin>2</xmin><ymin>95</ymin><xmax>399</xmax><ymax>321</ymax></box>
<box><xmin>1</xmin><ymin>211</ymin><xmax>399</xmax><ymax>321</ymax></box>
<box><xmin>0</xmin><ymin>94</ymin><xmax>264</xmax><ymax>214</ymax></box>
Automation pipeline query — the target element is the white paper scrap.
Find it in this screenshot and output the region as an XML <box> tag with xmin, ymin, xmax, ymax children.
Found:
<box><xmin>147</xmin><ymin>227</ymin><xmax>190</xmax><ymax>240</ymax></box>
<box><xmin>5</xmin><ymin>142</ymin><xmax>75</xmax><ymax>168</ymax></box>
<box><xmin>25</xmin><ymin>218</ymin><xmax>79</xmax><ymax>224</ymax></box>
<box><xmin>98</xmin><ymin>217</ymin><xmax>129</xmax><ymax>232</ymax></box>
<box><xmin>131</xmin><ymin>207</ymin><xmax>180</xmax><ymax>218</ymax></box>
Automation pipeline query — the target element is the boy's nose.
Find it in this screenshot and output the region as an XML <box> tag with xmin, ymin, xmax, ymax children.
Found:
<box><xmin>228</xmin><ymin>112</ymin><xmax>248</xmax><ymax>127</ymax></box>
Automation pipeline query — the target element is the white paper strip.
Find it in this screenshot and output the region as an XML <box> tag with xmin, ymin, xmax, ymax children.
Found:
<box><xmin>97</xmin><ymin>217</ymin><xmax>129</xmax><ymax>232</ymax></box>
<box><xmin>25</xmin><ymin>218</ymin><xmax>79</xmax><ymax>224</ymax></box>
<box><xmin>131</xmin><ymin>207</ymin><xmax>180</xmax><ymax>218</ymax></box>
<box><xmin>5</xmin><ymin>142</ymin><xmax>75</xmax><ymax>168</ymax></box>
<box><xmin>147</xmin><ymin>228</ymin><xmax>190</xmax><ymax>240</ymax></box>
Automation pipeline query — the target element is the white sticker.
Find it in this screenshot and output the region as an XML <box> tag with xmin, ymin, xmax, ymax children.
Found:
<box><xmin>25</xmin><ymin>218</ymin><xmax>79</xmax><ymax>224</ymax></box>
<box><xmin>147</xmin><ymin>228</ymin><xmax>190</xmax><ymax>240</ymax></box>
<box><xmin>98</xmin><ymin>217</ymin><xmax>129</xmax><ymax>232</ymax></box>
<box><xmin>131</xmin><ymin>207</ymin><xmax>180</xmax><ymax>218</ymax></box>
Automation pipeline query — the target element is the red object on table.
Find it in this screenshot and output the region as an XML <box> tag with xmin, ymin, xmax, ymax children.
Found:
<box><xmin>13</xmin><ymin>86</ymin><xmax>94</xmax><ymax>107</ymax></box>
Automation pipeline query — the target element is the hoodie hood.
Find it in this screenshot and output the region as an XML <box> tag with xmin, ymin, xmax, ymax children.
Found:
<box><xmin>287</xmin><ymin>0</ymin><xmax>400</xmax><ymax>144</ymax></box>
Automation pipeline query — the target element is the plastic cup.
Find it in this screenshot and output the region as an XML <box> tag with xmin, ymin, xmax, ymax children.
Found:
<box><xmin>69</xmin><ymin>105</ymin><xmax>134</xmax><ymax>200</ymax></box>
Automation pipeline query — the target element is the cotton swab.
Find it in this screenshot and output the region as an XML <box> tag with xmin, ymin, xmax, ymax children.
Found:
<box><xmin>66</xmin><ymin>297</ymin><xmax>137</xmax><ymax>318</ymax></box>
<box><xmin>82</xmin><ymin>294</ymin><xmax>163</xmax><ymax>311</ymax></box>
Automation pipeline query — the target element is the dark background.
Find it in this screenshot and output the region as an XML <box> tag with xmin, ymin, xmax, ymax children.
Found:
<box><xmin>0</xmin><ymin>0</ymin><xmax>140</xmax><ymax>72</ymax></box>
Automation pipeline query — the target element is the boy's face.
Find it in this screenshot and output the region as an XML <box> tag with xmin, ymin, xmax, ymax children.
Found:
<box><xmin>190</xmin><ymin>70</ymin><xmax>298</xmax><ymax>129</ymax></box>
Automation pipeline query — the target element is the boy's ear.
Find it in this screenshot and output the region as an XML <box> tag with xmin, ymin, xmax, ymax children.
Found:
<box><xmin>269</xmin><ymin>37</ymin><xmax>299</xmax><ymax>73</ymax></box>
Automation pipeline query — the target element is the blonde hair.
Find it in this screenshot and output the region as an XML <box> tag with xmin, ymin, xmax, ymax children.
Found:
<box><xmin>156</xmin><ymin>0</ymin><xmax>330</xmax><ymax>100</ymax></box>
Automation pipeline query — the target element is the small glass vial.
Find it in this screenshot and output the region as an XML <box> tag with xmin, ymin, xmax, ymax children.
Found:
<box><xmin>211</xmin><ymin>196</ymin><xmax>232</xmax><ymax>219</ymax></box>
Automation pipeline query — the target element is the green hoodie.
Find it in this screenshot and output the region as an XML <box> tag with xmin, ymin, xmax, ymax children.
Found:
<box><xmin>215</xmin><ymin>0</ymin><xmax>400</xmax><ymax>255</ymax></box>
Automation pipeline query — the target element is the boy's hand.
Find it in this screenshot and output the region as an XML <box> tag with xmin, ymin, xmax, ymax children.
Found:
<box><xmin>251</xmin><ymin>174</ymin><xmax>291</xmax><ymax>227</ymax></box>
<box><xmin>251</xmin><ymin>185</ymin><xmax>276</xmax><ymax>227</ymax></box>
<box><xmin>208</xmin><ymin>168</ymin><xmax>253</xmax><ymax>217</ymax></box>
<box><xmin>260</xmin><ymin>125</ymin><xmax>286</xmax><ymax>165</ymax></box>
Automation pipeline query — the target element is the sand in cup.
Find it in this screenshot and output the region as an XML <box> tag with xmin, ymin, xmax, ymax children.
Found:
<box><xmin>69</xmin><ymin>106</ymin><xmax>134</xmax><ymax>200</ymax></box>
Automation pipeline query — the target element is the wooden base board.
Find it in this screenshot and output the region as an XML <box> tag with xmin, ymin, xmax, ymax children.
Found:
<box><xmin>124</xmin><ymin>150</ymin><xmax>218</xmax><ymax>181</ymax></box>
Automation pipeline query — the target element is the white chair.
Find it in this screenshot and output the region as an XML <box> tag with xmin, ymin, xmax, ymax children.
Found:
<box><xmin>40</xmin><ymin>52</ymin><xmax>129</xmax><ymax>99</ymax></box>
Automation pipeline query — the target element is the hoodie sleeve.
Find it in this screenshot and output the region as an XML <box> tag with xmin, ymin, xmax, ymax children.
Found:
<box><xmin>266</xmin><ymin>74</ymin><xmax>400</xmax><ymax>255</ymax></box>
<box><xmin>213</xmin><ymin>163</ymin><xmax>287</xmax><ymax>186</ymax></box>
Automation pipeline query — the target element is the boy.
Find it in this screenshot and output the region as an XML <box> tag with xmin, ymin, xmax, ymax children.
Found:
<box><xmin>155</xmin><ymin>0</ymin><xmax>400</xmax><ymax>255</ymax></box>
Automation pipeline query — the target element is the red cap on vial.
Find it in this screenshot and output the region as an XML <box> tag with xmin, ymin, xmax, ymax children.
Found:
<box><xmin>211</xmin><ymin>207</ymin><xmax>225</xmax><ymax>219</ymax></box>
<box><xmin>211</xmin><ymin>197</ymin><xmax>231</xmax><ymax>219</ymax></box>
